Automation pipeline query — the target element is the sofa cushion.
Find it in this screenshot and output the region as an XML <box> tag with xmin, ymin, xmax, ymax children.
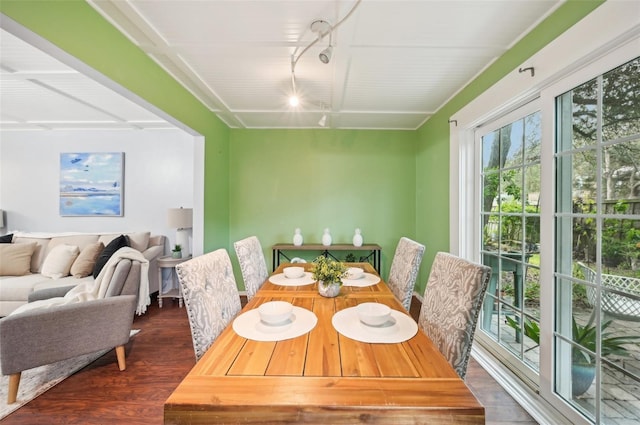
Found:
<box><xmin>46</xmin><ymin>235</ymin><xmax>100</xmax><ymax>259</ymax></box>
<box><xmin>70</xmin><ymin>241</ymin><xmax>104</xmax><ymax>278</ymax></box>
<box><xmin>0</xmin><ymin>243</ymin><xmax>36</xmax><ymax>276</ymax></box>
<box><xmin>93</xmin><ymin>235</ymin><xmax>129</xmax><ymax>278</ymax></box>
<box><xmin>0</xmin><ymin>274</ymin><xmax>55</xmax><ymax>301</ymax></box>
<box><xmin>41</xmin><ymin>244</ymin><xmax>80</xmax><ymax>279</ymax></box>
<box><xmin>13</xmin><ymin>237</ymin><xmax>50</xmax><ymax>273</ymax></box>
<box><xmin>0</xmin><ymin>233</ymin><xmax>13</xmax><ymax>243</ymax></box>
<box><xmin>99</xmin><ymin>232</ymin><xmax>149</xmax><ymax>252</ymax></box>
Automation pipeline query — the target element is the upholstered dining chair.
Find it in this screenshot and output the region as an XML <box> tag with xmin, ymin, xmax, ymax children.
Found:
<box><xmin>418</xmin><ymin>252</ymin><xmax>491</xmax><ymax>379</ymax></box>
<box><xmin>176</xmin><ymin>249</ymin><xmax>242</xmax><ymax>362</ymax></box>
<box><xmin>233</xmin><ymin>236</ymin><xmax>268</xmax><ymax>302</ymax></box>
<box><xmin>387</xmin><ymin>237</ymin><xmax>426</xmax><ymax>311</ymax></box>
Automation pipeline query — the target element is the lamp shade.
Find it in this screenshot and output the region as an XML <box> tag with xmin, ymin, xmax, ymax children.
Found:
<box><xmin>0</xmin><ymin>210</ymin><xmax>4</xmax><ymax>228</ymax></box>
<box><xmin>167</xmin><ymin>207</ymin><xmax>192</xmax><ymax>229</ymax></box>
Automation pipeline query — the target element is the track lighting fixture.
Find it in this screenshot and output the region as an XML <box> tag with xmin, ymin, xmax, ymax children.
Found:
<box><xmin>318</xmin><ymin>103</ymin><xmax>328</xmax><ymax>127</ymax></box>
<box><xmin>319</xmin><ymin>45</ymin><xmax>332</xmax><ymax>64</ymax></box>
<box><xmin>287</xmin><ymin>0</ymin><xmax>362</xmax><ymax>113</ymax></box>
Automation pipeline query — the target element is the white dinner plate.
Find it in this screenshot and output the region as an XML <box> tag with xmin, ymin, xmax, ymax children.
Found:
<box><xmin>268</xmin><ymin>272</ymin><xmax>315</xmax><ymax>286</ymax></box>
<box><xmin>331</xmin><ymin>306</ymin><xmax>418</xmax><ymax>343</ymax></box>
<box><xmin>341</xmin><ymin>272</ymin><xmax>381</xmax><ymax>287</ymax></box>
<box><xmin>232</xmin><ymin>306</ymin><xmax>317</xmax><ymax>341</ymax></box>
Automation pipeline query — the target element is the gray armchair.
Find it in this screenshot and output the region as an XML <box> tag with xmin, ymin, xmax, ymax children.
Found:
<box><xmin>0</xmin><ymin>258</ymin><xmax>142</xmax><ymax>404</ymax></box>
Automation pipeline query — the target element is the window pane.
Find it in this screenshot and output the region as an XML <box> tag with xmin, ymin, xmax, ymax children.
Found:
<box><xmin>601</xmin><ymin>139</ymin><xmax>640</xmax><ymax>202</ymax></box>
<box><xmin>524</xmin><ymin>164</ymin><xmax>541</xmax><ymax>213</ymax></box>
<box><xmin>482</xmin><ymin>170</ymin><xmax>499</xmax><ymax>213</ymax></box>
<box><xmin>602</xmin><ymin>57</ymin><xmax>640</xmax><ymax>142</ymax></box>
<box><xmin>524</xmin><ymin>111</ymin><xmax>541</xmax><ymax>163</ymax></box>
<box><xmin>504</xmin><ymin>122</ymin><xmax>524</xmax><ymax>166</ymax></box>
<box><xmin>571</xmin><ymin>78</ymin><xmax>598</xmax><ymax>149</ymax></box>
<box><xmin>601</xmin><ymin>362</ymin><xmax>640</xmax><ymax>424</ymax></box>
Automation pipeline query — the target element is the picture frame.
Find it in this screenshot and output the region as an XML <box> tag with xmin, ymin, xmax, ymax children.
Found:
<box><xmin>60</xmin><ymin>152</ymin><xmax>124</xmax><ymax>216</ymax></box>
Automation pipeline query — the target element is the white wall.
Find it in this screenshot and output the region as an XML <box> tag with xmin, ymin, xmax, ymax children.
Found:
<box><xmin>0</xmin><ymin>129</ymin><xmax>194</xmax><ymax>254</ymax></box>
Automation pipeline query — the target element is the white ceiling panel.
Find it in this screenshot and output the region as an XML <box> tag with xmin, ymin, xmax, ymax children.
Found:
<box><xmin>2</xmin><ymin>0</ymin><xmax>563</xmax><ymax>131</ymax></box>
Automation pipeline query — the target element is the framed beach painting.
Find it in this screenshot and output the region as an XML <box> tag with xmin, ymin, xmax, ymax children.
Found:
<box><xmin>60</xmin><ymin>152</ymin><xmax>124</xmax><ymax>216</ymax></box>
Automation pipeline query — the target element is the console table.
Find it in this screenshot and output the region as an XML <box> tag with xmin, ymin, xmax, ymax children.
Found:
<box><xmin>272</xmin><ymin>243</ymin><xmax>381</xmax><ymax>273</ymax></box>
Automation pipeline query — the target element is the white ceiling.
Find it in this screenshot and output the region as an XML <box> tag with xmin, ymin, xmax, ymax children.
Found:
<box><xmin>1</xmin><ymin>0</ymin><xmax>562</xmax><ymax>131</ymax></box>
<box><xmin>0</xmin><ymin>29</ymin><xmax>174</xmax><ymax>131</ymax></box>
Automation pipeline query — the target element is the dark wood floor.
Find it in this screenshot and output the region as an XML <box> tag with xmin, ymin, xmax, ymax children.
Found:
<box><xmin>3</xmin><ymin>295</ymin><xmax>537</xmax><ymax>424</ymax></box>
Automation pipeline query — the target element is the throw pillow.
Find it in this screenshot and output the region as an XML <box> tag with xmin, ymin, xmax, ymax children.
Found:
<box><xmin>0</xmin><ymin>233</ymin><xmax>13</xmax><ymax>243</ymax></box>
<box><xmin>0</xmin><ymin>242</ymin><xmax>36</xmax><ymax>276</ymax></box>
<box><xmin>41</xmin><ymin>244</ymin><xmax>80</xmax><ymax>279</ymax></box>
<box><xmin>93</xmin><ymin>234</ymin><xmax>129</xmax><ymax>278</ymax></box>
<box><xmin>70</xmin><ymin>241</ymin><xmax>104</xmax><ymax>278</ymax></box>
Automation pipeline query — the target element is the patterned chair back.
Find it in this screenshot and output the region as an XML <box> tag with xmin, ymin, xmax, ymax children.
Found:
<box><xmin>418</xmin><ymin>252</ymin><xmax>491</xmax><ymax>379</ymax></box>
<box><xmin>387</xmin><ymin>237</ymin><xmax>425</xmax><ymax>311</ymax></box>
<box><xmin>234</xmin><ymin>236</ymin><xmax>269</xmax><ymax>301</ymax></box>
<box><xmin>176</xmin><ymin>249</ymin><xmax>242</xmax><ymax>361</ymax></box>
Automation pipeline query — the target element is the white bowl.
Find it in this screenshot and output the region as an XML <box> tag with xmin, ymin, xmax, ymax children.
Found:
<box><xmin>346</xmin><ymin>267</ymin><xmax>365</xmax><ymax>280</ymax></box>
<box><xmin>356</xmin><ymin>302</ymin><xmax>391</xmax><ymax>326</ymax></box>
<box><xmin>283</xmin><ymin>266</ymin><xmax>305</xmax><ymax>279</ymax></box>
<box><xmin>258</xmin><ymin>301</ymin><xmax>294</xmax><ymax>325</ymax></box>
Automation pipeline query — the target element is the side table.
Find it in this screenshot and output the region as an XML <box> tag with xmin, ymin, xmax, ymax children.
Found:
<box><xmin>157</xmin><ymin>255</ymin><xmax>192</xmax><ymax>308</ymax></box>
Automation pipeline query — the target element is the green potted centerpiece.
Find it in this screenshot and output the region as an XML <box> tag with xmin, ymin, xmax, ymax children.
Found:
<box><xmin>172</xmin><ymin>244</ymin><xmax>182</xmax><ymax>259</ymax></box>
<box><xmin>312</xmin><ymin>255</ymin><xmax>347</xmax><ymax>298</ymax></box>
<box><xmin>506</xmin><ymin>313</ymin><xmax>639</xmax><ymax>396</ymax></box>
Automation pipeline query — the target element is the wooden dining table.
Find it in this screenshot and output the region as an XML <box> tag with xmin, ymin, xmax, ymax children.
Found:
<box><xmin>164</xmin><ymin>263</ymin><xmax>485</xmax><ymax>424</ymax></box>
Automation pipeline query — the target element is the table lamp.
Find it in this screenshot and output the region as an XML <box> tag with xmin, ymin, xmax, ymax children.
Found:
<box><xmin>167</xmin><ymin>207</ymin><xmax>193</xmax><ymax>257</ymax></box>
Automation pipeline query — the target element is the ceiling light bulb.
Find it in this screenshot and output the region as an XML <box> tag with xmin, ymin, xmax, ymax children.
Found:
<box><xmin>318</xmin><ymin>114</ymin><xmax>327</xmax><ymax>127</ymax></box>
<box><xmin>319</xmin><ymin>46</ymin><xmax>332</xmax><ymax>64</ymax></box>
<box><xmin>289</xmin><ymin>95</ymin><xmax>299</xmax><ymax>107</ymax></box>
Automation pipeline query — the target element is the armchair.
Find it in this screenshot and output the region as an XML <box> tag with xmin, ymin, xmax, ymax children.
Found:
<box><xmin>0</xmin><ymin>258</ymin><xmax>142</xmax><ymax>404</ymax></box>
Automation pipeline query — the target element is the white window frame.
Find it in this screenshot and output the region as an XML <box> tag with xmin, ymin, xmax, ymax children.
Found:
<box><xmin>540</xmin><ymin>40</ymin><xmax>639</xmax><ymax>425</ymax></box>
<box><xmin>450</xmin><ymin>3</ymin><xmax>640</xmax><ymax>424</ymax></box>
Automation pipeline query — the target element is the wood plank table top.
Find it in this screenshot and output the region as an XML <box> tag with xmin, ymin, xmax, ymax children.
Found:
<box><xmin>164</xmin><ymin>262</ymin><xmax>485</xmax><ymax>424</ymax></box>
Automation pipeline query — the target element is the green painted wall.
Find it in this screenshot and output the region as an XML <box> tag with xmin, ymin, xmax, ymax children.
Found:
<box><xmin>0</xmin><ymin>0</ymin><xmax>230</xmax><ymax>252</ymax></box>
<box><xmin>414</xmin><ymin>0</ymin><xmax>605</xmax><ymax>294</ymax></box>
<box><xmin>229</xmin><ymin>129</ymin><xmax>417</xmax><ymax>283</ymax></box>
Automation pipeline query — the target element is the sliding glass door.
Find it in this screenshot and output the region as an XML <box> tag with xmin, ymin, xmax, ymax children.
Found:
<box><xmin>554</xmin><ymin>56</ymin><xmax>640</xmax><ymax>423</ymax></box>
<box><xmin>474</xmin><ymin>53</ymin><xmax>639</xmax><ymax>424</ymax></box>
<box><xmin>478</xmin><ymin>106</ymin><xmax>542</xmax><ymax>383</ymax></box>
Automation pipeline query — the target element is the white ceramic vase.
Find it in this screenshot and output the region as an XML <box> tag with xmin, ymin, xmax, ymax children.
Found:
<box><xmin>318</xmin><ymin>280</ymin><xmax>341</xmax><ymax>298</ymax></box>
<box><xmin>353</xmin><ymin>228</ymin><xmax>363</xmax><ymax>247</ymax></box>
<box><xmin>293</xmin><ymin>228</ymin><xmax>303</xmax><ymax>246</ymax></box>
<box><xmin>322</xmin><ymin>228</ymin><xmax>332</xmax><ymax>246</ymax></box>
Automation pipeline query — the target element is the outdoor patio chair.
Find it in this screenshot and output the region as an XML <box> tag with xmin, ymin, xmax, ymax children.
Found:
<box><xmin>578</xmin><ymin>262</ymin><xmax>640</xmax><ymax>322</ymax></box>
<box><xmin>418</xmin><ymin>252</ymin><xmax>491</xmax><ymax>379</ymax></box>
<box><xmin>176</xmin><ymin>249</ymin><xmax>242</xmax><ymax>361</ymax></box>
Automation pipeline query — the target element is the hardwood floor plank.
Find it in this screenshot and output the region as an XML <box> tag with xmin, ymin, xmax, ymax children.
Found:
<box><xmin>2</xmin><ymin>295</ymin><xmax>538</xmax><ymax>424</ymax></box>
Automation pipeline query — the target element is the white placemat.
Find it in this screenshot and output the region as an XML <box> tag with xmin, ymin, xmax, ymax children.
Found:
<box><xmin>341</xmin><ymin>272</ymin><xmax>381</xmax><ymax>287</ymax></box>
<box><xmin>268</xmin><ymin>272</ymin><xmax>316</xmax><ymax>286</ymax></box>
<box><xmin>232</xmin><ymin>306</ymin><xmax>318</xmax><ymax>342</ymax></box>
<box><xmin>331</xmin><ymin>306</ymin><xmax>418</xmax><ymax>343</ymax></box>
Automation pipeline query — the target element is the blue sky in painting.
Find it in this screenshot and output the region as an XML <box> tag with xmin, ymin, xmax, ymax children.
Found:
<box><xmin>60</xmin><ymin>152</ymin><xmax>122</xmax><ymax>193</ymax></box>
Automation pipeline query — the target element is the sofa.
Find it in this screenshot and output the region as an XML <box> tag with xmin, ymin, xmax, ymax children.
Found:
<box><xmin>1</xmin><ymin>254</ymin><xmax>143</xmax><ymax>403</ymax></box>
<box><xmin>0</xmin><ymin>231</ymin><xmax>165</xmax><ymax>316</ymax></box>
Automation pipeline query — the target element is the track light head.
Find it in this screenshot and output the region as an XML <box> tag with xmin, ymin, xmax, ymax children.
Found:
<box><xmin>319</xmin><ymin>46</ymin><xmax>332</xmax><ymax>64</ymax></box>
<box><xmin>318</xmin><ymin>114</ymin><xmax>327</xmax><ymax>127</ymax></box>
<box><xmin>289</xmin><ymin>95</ymin><xmax>299</xmax><ymax>107</ymax></box>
